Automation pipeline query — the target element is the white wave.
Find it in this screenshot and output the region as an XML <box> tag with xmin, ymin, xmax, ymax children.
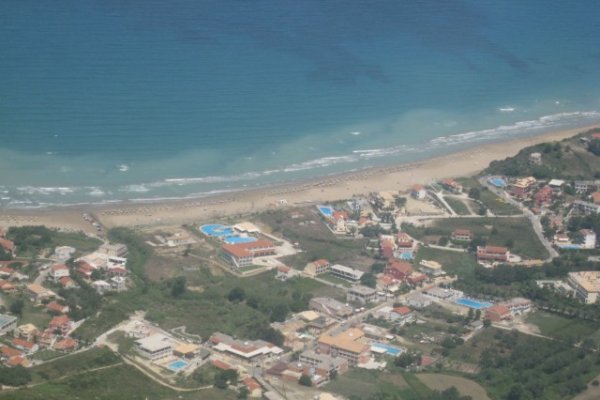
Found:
<box><xmin>16</xmin><ymin>186</ymin><xmax>75</xmax><ymax>196</ymax></box>
<box><xmin>87</xmin><ymin>187</ymin><xmax>105</xmax><ymax>197</ymax></box>
<box><xmin>120</xmin><ymin>184</ymin><xmax>150</xmax><ymax>193</ymax></box>
<box><xmin>282</xmin><ymin>155</ymin><xmax>358</xmax><ymax>172</ymax></box>
<box><xmin>498</xmin><ymin>107</ymin><xmax>515</xmax><ymax>112</ymax></box>
<box><xmin>118</xmin><ymin>164</ymin><xmax>129</xmax><ymax>172</ymax></box>
<box><xmin>350</xmin><ymin>131</ymin><xmax>361</xmax><ymax>136</ymax></box>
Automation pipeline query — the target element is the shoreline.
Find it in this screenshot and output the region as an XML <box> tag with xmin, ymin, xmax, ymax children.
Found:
<box><xmin>1</xmin><ymin>124</ymin><xmax>598</xmax><ymax>233</ymax></box>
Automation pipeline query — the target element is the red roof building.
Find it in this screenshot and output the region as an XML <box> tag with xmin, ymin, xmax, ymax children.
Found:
<box><xmin>477</xmin><ymin>246</ymin><xmax>510</xmax><ymax>262</ymax></box>
<box><xmin>485</xmin><ymin>305</ymin><xmax>511</xmax><ymax>322</ymax></box>
<box><xmin>451</xmin><ymin>229</ymin><xmax>473</xmax><ymax>242</ymax></box>
<box><xmin>54</xmin><ymin>338</ymin><xmax>78</xmax><ymax>352</ymax></box>
<box><xmin>534</xmin><ymin>186</ymin><xmax>553</xmax><ymax>206</ymax></box>
<box><xmin>0</xmin><ymin>238</ymin><xmax>15</xmax><ymax>253</ymax></box>
<box><xmin>384</xmin><ymin>260</ymin><xmax>414</xmax><ymax>281</ymax></box>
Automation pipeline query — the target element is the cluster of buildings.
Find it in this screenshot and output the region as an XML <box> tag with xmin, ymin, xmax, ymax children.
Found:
<box><xmin>0</xmin><ymin>229</ymin><xmax>15</xmax><ymax>257</ymax></box>
<box><xmin>380</xmin><ymin>232</ymin><xmax>419</xmax><ymax>260</ymax></box>
<box><xmin>74</xmin><ymin>242</ymin><xmax>129</xmax><ymax>294</ymax></box>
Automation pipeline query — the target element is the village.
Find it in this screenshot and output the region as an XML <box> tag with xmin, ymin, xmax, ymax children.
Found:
<box><xmin>0</xmin><ymin>133</ymin><xmax>599</xmax><ymax>399</ymax></box>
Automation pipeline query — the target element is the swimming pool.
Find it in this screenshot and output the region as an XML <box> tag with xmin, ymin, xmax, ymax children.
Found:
<box><xmin>456</xmin><ymin>298</ymin><xmax>493</xmax><ymax>309</ymax></box>
<box><xmin>397</xmin><ymin>252</ymin><xmax>414</xmax><ymax>260</ymax></box>
<box><xmin>488</xmin><ymin>177</ymin><xmax>507</xmax><ymax>188</ymax></box>
<box><xmin>168</xmin><ymin>359</ymin><xmax>189</xmax><ymax>372</ymax></box>
<box><xmin>200</xmin><ymin>224</ymin><xmax>234</xmax><ymax>237</ymax></box>
<box><xmin>558</xmin><ymin>244</ymin><xmax>581</xmax><ymax>249</ymax></box>
<box><xmin>371</xmin><ymin>342</ymin><xmax>403</xmax><ymax>356</ymax></box>
<box><xmin>317</xmin><ymin>205</ymin><xmax>334</xmax><ymax>217</ymax></box>
<box><xmin>224</xmin><ymin>236</ymin><xmax>258</xmax><ymax>244</ymax></box>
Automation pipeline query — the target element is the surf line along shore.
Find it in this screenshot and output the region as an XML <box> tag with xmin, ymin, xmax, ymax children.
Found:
<box><xmin>0</xmin><ymin>124</ymin><xmax>598</xmax><ymax>233</ymax></box>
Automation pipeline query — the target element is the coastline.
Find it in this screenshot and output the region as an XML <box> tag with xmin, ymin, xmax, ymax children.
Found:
<box><xmin>0</xmin><ymin>124</ymin><xmax>597</xmax><ymax>233</ymax></box>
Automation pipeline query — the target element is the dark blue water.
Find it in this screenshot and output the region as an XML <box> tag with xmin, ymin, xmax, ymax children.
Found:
<box><xmin>1</xmin><ymin>0</ymin><xmax>600</xmax><ymax>207</ymax></box>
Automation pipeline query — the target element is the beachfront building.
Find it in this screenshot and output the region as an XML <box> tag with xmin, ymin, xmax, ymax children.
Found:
<box><xmin>451</xmin><ymin>229</ymin><xmax>473</xmax><ymax>242</ymax></box>
<box><xmin>419</xmin><ymin>260</ymin><xmax>444</xmax><ymax>276</ymax></box>
<box><xmin>304</xmin><ymin>259</ymin><xmax>330</xmax><ymax>277</ymax></box>
<box><xmin>0</xmin><ymin>314</ymin><xmax>17</xmax><ymax>336</ymax></box>
<box><xmin>347</xmin><ymin>285</ymin><xmax>378</xmax><ymax>305</ymax></box>
<box><xmin>411</xmin><ymin>184</ymin><xmax>427</xmax><ymax>200</ymax></box>
<box><xmin>568</xmin><ymin>271</ymin><xmax>600</xmax><ymax>304</ymax></box>
<box><xmin>329</xmin><ymin>264</ymin><xmax>363</xmax><ymax>281</ymax></box>
<box><xmin>440</xmin><ymin>178</ymin><xmax>463</xmax><ymax>193</ymax></box>
<box><xmin>477</xmin><ymin>246</ymin><xmax>510</xmax><ymax>263</ymax></box>
<box><xmin>221</xmin><ymin>239</ymin><xmax>275</xmax><ymax>268</ymax></box>
<box><xmin>209</xmin><ymin>332</ymin><xmax>283</xmax><ymax>362</ymax></box>
<box><xmin>135</xmin><ymin>334</ymin><xmax>173</xmax><ymax>360</ymax></box>
<box><xmin>318</xmin><ymin>328</ymin><xmax>371</xmax><ymax>366</ymax></box>
<box><xmin>510</xmin><ymin>177</ymin><xmax>536</xmax><ymax>198</ymax></box>
<box><xmin>309</xmin><ymin>297</ymin><xmax>354</xmax><ymax>319</ymax></box>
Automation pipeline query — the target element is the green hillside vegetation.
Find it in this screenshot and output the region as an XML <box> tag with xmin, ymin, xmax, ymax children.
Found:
<box><xmin>6</xmin><ymin>225</ymin><xmax>101</xmax><ymax>258</ymax></box>
<box><xmin>485</xmin><ymin>128</ymin><xmax>600</xmax><ymax>180</ymax></box>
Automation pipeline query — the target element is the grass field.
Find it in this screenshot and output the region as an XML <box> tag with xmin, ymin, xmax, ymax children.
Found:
<box><xmin>445</xmin><ymin>197</ymin><xmax>471</xmax><ymax>216</ymax></box>
<box><xmin>415</xmin><ymin>247</ymin><xmax>478</xmax><ymax>280</ymax></box>
<box><xmin>417</xmin><ymin>373</ymin><xmax>491</xmax><ymax>400</ymax></box>
<box><xmin>407</xmin><ymin>217</ymin><xmax>548</xmax><ymax>260</ymax></box>
<box><xmin>324</xmin><ymin>369</ymin><xmax>432</xmax><ymax>400</ymax></box>
<box><xmin>456</xmin><ymin>177</ymin><xmax>521</xmax><ymax>216</ymax></box>
<box><xmin>526</xmin><ymin>312</ymin><xmax>600</xmax><ymax>343</ymax></box>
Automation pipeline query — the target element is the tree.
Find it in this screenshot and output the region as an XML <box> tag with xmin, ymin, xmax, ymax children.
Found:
<box><xmin>238</xmin><ymin>386</ymin><xmax>249</xmax><ymax>399</ymax></box>
<box><xmin>270</xmin><ymin>303</ymin><xmax>289</xmax><ymax>322</ymax></box>
<box><xmin>298</xmin><ymin>374</ymin><xmax>312</xmax><ymax>386</ymax></box>
<box><xmin>371</xmin><ymin>262</ymin><xmax>385</xmax><ymax>273</ymax></box>
<box><xmin>0</xmin><ymin>366</ymin><xmax>31</xmax><ymax>386</ymax></box>
<box><xmin>170</xmin><ymin>277</ymin><xmax>186</xmax><ymax>298</ymax></box>
<box><xmin>438</xmin><ymin>236</ymin><xmax>449</xmax><ymax>246</ymax></box>
<box><xmin>483</xmin><ymin>319</ymin><xmax>492</xmax><ymax>328</ymax></box>
<box><xmin>360</xmin><ymin>272</ymin><xmax>377</xmax><ymax>288</ymax></box>
<box><xmin>10</xmin><ymin>298</ymin><xmax>24</xmax><ymax>317</ymax></box>
<box><xmin>588</xmin><ymin>138</ymin><xmax>600</xmax><ymax>156</ymax></box>
<box><xmin>227</xmin><ymin>287</ymin><xmax>246</xmax><ymax>303</ymax></box>
<box><xmin>468</xmin><ymin>188</ymin><xmax>481</xmax><ymax>200</ymax></box>
<box><xmin>394</xmin><ymin>352</ymin><xmax>417</xmax><ymax>368</ymax></box>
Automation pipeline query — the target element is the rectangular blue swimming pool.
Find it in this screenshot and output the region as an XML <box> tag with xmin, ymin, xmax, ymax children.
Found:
<box><xmin>488</xmin><ymin>177</ymin><xmax>507</xmax><ymax>188</ymax></box>
<box><xmin>371</xmin><ymin>342</ymin><xmax>403</xmax><ymax>356</ymax></box>
<box><xmin>200</xmin><ymin>224</ymin><xmax>234</xmax><ymax>237</ymax></box>
<box><xmin>168</xmin><ymin>360</ymin><xmax>189</xmax><ymax>372</ymax></box>
<box><xmin>224</xmin><ymin>236</ymin><xmax>258</xmax><ymax>244</ymax></box>
<box><xmin>317</xmin><ymin>205</ymin><xmax>334</xmax><ymax>217</ymax></box>
<box><xmin>456</xmin><ymin>298</ymin><xmax>493</xmax><ymax>309</ymax></box>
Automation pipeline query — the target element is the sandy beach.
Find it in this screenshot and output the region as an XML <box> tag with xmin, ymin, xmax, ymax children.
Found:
<box><xmin>0</xmin><ymin>125</ymin><xmax>597</xmax><ymax>233</ymax></box>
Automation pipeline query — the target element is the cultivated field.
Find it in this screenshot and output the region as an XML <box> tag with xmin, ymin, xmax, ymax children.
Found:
<box><xmin>417</xmin><ymin>373</ymin><xmax>491</xmax><ymax>400</ymax></box>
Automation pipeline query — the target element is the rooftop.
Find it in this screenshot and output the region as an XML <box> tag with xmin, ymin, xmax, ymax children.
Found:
<box><xmin>569</xmin><ymin>271</ymin><xmax>600</xmax><ymax>293</ymax></box>
<box><xmin>135</xmin><ymin>334</ymin><xmax>173</xmax><ymax>352</ymax></box>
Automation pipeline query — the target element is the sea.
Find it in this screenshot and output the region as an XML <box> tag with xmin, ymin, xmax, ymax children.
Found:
<box><xmin>2</xmin><ymin>0</ymin><xmax>600</xmax><ymax>209</ymax></box>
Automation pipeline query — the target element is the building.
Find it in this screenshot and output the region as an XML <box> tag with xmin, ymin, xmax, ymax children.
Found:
<box><xmin>451</xmin><ymin>229</ymin><xmax>473</xmax><ymax>242</ymax></box>
<box><xmin>419</xmin><ymin>260</ymin><xmax>444</xmax><ymax>276</ymax></box>
<box><xmin>574</xmin><ymin>180</ymin><xmax>598</xmax><ymax>194</ymax></box>
<box><xmin>384</xmin><ymin>260</ymin><xmax>413</xmax><ymax>281</ymax></box>
<box><xmin>53</xmin><ymin>246</ymin><xmax>76</xmax><ymax>262</ymax></box>
<box><xmin>275</xmin><ymin>265</ymin><xmax>295</xmax><ymax>281</ymax></box>
<box><xmin>46</xmin><ymin>301</ymin><xmax>69</xmax><ymax>314</ymax></box>
<box><xmin>0</xmin><ymin>314</ymin><xmax>17</xmax><ymax>336</ymax></box>
<box><xmin>243</xmin><ymin>377</ymin><xmax>263</xmax><ymax>398</ymax></box>
<box><xmin>405</xmin><ymin>293</ymin><xmax>432</xmax><ymax>308</ymax></box>
<box><xmin>11</xmin><ymin>338</ymin><xmax>38</xmax><ymax>355</ymax></box>
<box><xmin>221</xmin><ymin>240</ymin><xmax>276</xmax><ymax>268</ymax></box>
<box><xmin>299</xmin><ymin>350</ymin><xmax>349</xmax><ymax>377</ymax></box>
<box><xmin>110</xmin><ymin>276</ymin><xmax>127</xmax><ymax>292</ymax></box>
<box><xmin>49</xmin><ymin>315</ymin><xmax>73</xmax><ymax>336</ymax></box>
<box><xmin>92</xmin><ymin>280</ymin><xmax>112</xmax><ymax>295</ymax></box>
<box><xmin>391</xmin><ymin>306</ymin><xmax>415</xmax><ymax>325</ymax></box>
<box><xmin>54</xmin><ymin>337</ymin><xmax>78</xmax><ymax>352</ymax></box>
<box><xmin>135</xmin><ymin>334</ymin><xmax>173</xmax><ymax>360</ymax></box>
<box><xmin>591</xmin><ymin>192</ymin><xmax>600</xmax><ymax>204</ymax></box>
<box><xmin>329</xmin><ymin>264</ymin><xmax>363</xmax><ymax>281</ymax></box>
<box><xmin>485</xmin><ymin>305</ymin><xmax>511</xmax><ymax>322</ymax></box>
<box><xmin>59</xmin><ymin>276</ymin><xmax>77</xmax><ymax>289</ymax></box>
<box><xmin>209</xmin><ymin>332</ymin><xmax>283</xmax><ymax>361</ymax></box>
<box><xmin>502</xmin><ymin>297</ymin><xmax>533</xmax><ymax>315</ymax></box>
<box><xmin>16</xmin><ymin>324</ymin><xmax>39</xmax><ymax>342</ymax></box>
<box><xmin>318</xmin><ymin>328</ymin><xmax>370</xmax><ymax>366</ymax></box>
<box><xmin>528</xmin><ymin>152</ymin><xmax>542</xmax><ymax>165</ymax></box>
<box><xmin>580</xmin><ymin>229</ymin><xmax>597</xmax><ymax>249</ymax></box>
<box><xmin>510</xmin><ymin>177</ymin><xmax>536</xmax><ymax>198</ymax></box>
<box><xmin>26</xmin><ymin>284</ymin><xmax>56</xmax><ymax>303</ymax></box>
<box><xmin>411</xmin><ymin>184</ymin><xmax>427</xmax><ymax>200</ymax></box>
<box><xmin>477</xmin><ymin>246</ymin><xmax>510</xmax><ymax>263</ymax></box>
<box><xmin>568</xmin><ymin>271</ymin><xmax>600</xmax><ymax>304</ymax></box>
<box><xmin>534</xmin><ymin>186</ymin><xmax>553</xmax><ymax>206</ymax></box>
<box><xmin>49</xmin><ymin>264</ymin><xmax>70</xmax><ymax>282</ymax></box>
<box><xmin>99</xmin><ymin>243</ymin><xmax>128</xmax><ymax>257</ymax></box>
<box><xmin>347</xmin><ymin>285</ymin><xmax>378</xmax><ymax>305</ymax></box>
<box><xmin>304</xmin><ymin>259</ymin><xmax>330</xmax><ymax>277</ymax></box>
<box><xmin>0</xmin><ymin>238</ymin><xmax>15</xmax><ymax>254</ymax></box>
<box><xmin>440</xmin><ymin>178</ymin><xmax>463</xmax><ymax>193</ymax></box>
<box><xmin>572</xmin><ymin>200</ymin><xmax>600</xmax><ymax>215</ymax></box>
<box><xmin>309</xmin><ymin>297</ymin><xmax>353</xmax><ymax>319</ymax></box>
<box><xmin>173</xmin><ymin>343</ymin><xmax>200</xmax><ymax>359</ymax></box>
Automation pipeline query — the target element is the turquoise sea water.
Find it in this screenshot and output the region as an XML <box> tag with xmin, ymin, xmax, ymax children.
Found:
<box><xmin>1</xmin><ymin>1</ymin><xmax>600</xmax><ymax>208</ymax></box>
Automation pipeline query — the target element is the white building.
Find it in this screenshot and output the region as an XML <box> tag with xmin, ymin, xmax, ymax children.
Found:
<box><xmin>110</xmin><ymin>276</ymin><xmax>127</xmax><ymax>292</ymax></box>
<box><xmin>53</xmin><ymin>246</ymin><xmax>76</xmax><ymax>262</ymax></box>
<box><xmin>48</xmin><ymin>264</ymin><xmax>70</xmax><ymax>282</ymax></box>
<box><xmin>580</xmin><ymin>229</ymin><xmax>597</xmax><ymax>249</ymax></box>
<box><xmin>135</xmin><ymin>334</ymin><xmax>173</xmax><ymax>360</ymax></box>
<box><xmin>568</xmin><ymin>271</ymin><xmax>600</xmax><ymax>304</ymax></box>
<box><xmin>0</xmin><ymin>314</ymin><xmax>17</xmax><ymax>336</ymax></box>
<box><xmin>419</xmin><ymin>260</ymin><xmax>445</xmax><ymax>276</ymax></box>
<box><xmin>92</xmin><ymin>280</ymin><xmax>112</xmax><ymax>295</ymax></box>
<box><xmin>411</xmin><ymin>184</ymin><xmax>427</xmax><ymax>200</ymax></box>
<box><xmin>330</xmin><ymin>264</ymin><xmax>364</xmax><ymax>281</ymax></box>
<box><xmin>347</xmin><ymin>285</ymin><xmax>378</xmax><ymax>305</ymax></box>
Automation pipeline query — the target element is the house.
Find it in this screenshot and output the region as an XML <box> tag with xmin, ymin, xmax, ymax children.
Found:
<box><xmin>53</xmin><ymin>246</ymin><xmax>76</xmax><ymax>262</ymax></box>
<box><xmin>110</xmin><ymin>276</ymin><xmax>127</xmax><ymax>292</ymax></box>
<box><xmin>574</xmin><ymin>180</ymin><xmax>598</xmax><ymax>194</ymax></box>
<box><xmin>209</xmin><ymin>332</ymin><xmax>283</xmax><ymax>362</ymax></box>
<box><xmin>49</xmin><ymin>315</ymin><xmax>73</xmax><ymax>336</ymax></box>
<box><xmin>572</xmin><ymin>200</ymin><xmax>600</xmax><ymax>215</ymax></box>
<box><xmin>510</xmin><ymin>177</ymin><xmax>536</xmax><ymax>198</ymax></box>
<box><xmin>391</xmin><ymin>306</ymin><xmax>415</xmax><ymax>325</ymax></box>
<box><xmin>0</xmin><ymin>346</ymin><xmax>23</xmax><ymax>362</ymax></box>
<box><xmin>299</xmin><ymin>350</ymin><xmax>349</xmax><ymax>378</ymax></box>
<box><xmin>528</xmin><ymin>152</ymin><xmax>542</xmax><ymax>165</ymax></box>
<box><xmin>0</xmin><ymin>266</ymin><xmax>14</xmax><ymax>279</ymax></box>
<box><xmin>49</xmin><ymin>263</ymin><xmax>70</xmax><ymax>282</ymax></box>
<box><xmin>534</xmin><ymin>186</ymin><xmax>553</xmax><ymax>206</ymax></box>
<box><xmin>347</xmin><ymin>285</ymin><xmax>378</xmax><ymax>305</ymax></box>
<box><xmin>77</xmin><ymin>261</ymin><xmax>95</xmax><ymax>280</ymax></box>
<box><xmin>376</xmin><ymin>275</ymin><xmax>399</xmax><ymax>292</ymax></box>
<box><xmin>502</xmin><ymin>297</ymin><xmax>533</xmax><ymax>315</ymax></box>
<box><xmin>59</xmin><ymin>276</ymin><xmax>77</xmax><ymax>289</ymax></box>
<box><xmin>11</xmin><ymin>338</ymin><xmax>38</xmax><ymax>355</ymax></box>
<box><xmin>318</xmin><ymin>328</ymin><xmax>371</xmax><ymax>366</ymax></box>
<box><xmin>451</xmin><ymin>229</ymin><xmax>473</xmax><ymax>242</ymax></box>
<box><xmin>135</xmin><ymin>334</ymin><xmax>173</xmax><ymax>360</ymax></box>
<box><xmin>304</xmin><ymin>259</ymin><xmax>330</xmax><ymax>277</ymax></box>
<box><xmin>380</xmin><ymin>238</ymin><xmax>395</xmax><ymax>259</ymax></box>
<box><xmin>405</xmin><ymin>293</ymin><xmax>432</xmax><ymax>308</ymax></box>
<box><xmin>309</xmin><ymin>297</ymin><xmax>353</xmax><ymax>319</ymax></box>
<box><xmin>276</xmin><ymin>265</ymin><xmax>294</xmax><ymax>281</ymax></box>
<box><xmin>329</xmin><ymin>264</ymin><xmax>363</xmax><ymax>281</ymax></box>
<box><xmin>0</xmin><ymin>238</ymin><xmax>15</xmax><ymax>254</ymax></box>
<box><xmin>568</xmin><ymin>271</ymin><xmax>600</xmax><ymax>304</ymax></box>
<box><xmin>411</xmin><ymin>184</ymin><xmax>427</xmax><ymax>200</ymax></box>
<box><xmin>16</xmin><ymin>324</ymin><xmax>39</xmax><ymax>342</ymax></box>
<box><xmin>0</xmin><ymin>314</ymin><xmax>17</xmax><ymax>336</ymax></box>
<box><xmin>26</xmin><ymin>284</ymin><xmax>56</xmax><ymax>303</ymax></box>
<box><xmin>419</xmin><ymin>260</ymin><xmax>444</xmax><ymax>276</ymax></box>
<box><xmin>580</xmin><ymin>229</ymin><xmax>597</xmax><ymax>249</ymax></box>
<box><xmin>330</xmin><ymin>211</ymin><xmax>350</xmax><ymax>234</ymax></box>
<box><xmin>440</xmin><ymin>178</ymin><xmax>463</xmax><ymax>193</ymax></box>
<box><xmin>98</xmin><ymin>243</ymin><xmax>128</xmax><ymax>257</ymax></box>
<box><xmin>173</xmin><ymin>343</ymin><xmax>200</xmax><ymax>359</ymax></box>
<box><xmin>476</xmin><ymin>246</ymin><xmax>510</xmax><ymax>263</ymax></box>
<box><xmin>384</xmin><ymin>260</ymin><xmax>413</xmax><ymax>281</ymax></box>
<box><xmin>46</xmin><ymin>301</ymin><xmax>69</xmax><ymax>314</ymax></box>
<box><xmin>6</xmin><ymin>355</ymin><xmax>29</xmax><ymax>367</ymax></box>
<box><xmin>54</xmin><ymin>337</ymin><xmax>78</xmax><ymax>352</ymax></box>
<box><xmin>107</xmin><ymin>266</ymin><xmax>127</xmax><ymax>277</ymax></box>
<box><xmin>243</xmin><ymin>377</ymin><xmax>263</xmax><ymax>398</ymax></box>
<box><xmin>92</xmin><ymin>280</ymin><xmax>112</xmax><ymax>294</ymax></box>
<box><xmin>485</xmin><ymin>305</ymin><xmax>511</xmax><ymax>322</ymax></box>
<box><xmin>212</xmin><ymin>359</ymin><xmax>233</xmax><ymax>371</ymax></box>
<box><xmin>591</xmin><ymin>192</ymin><xmax>600</xmax><ymax>204</ymax></box>
<box><xmin>0</xmin><ymin>280</ymin><xmax>16</xmax><ymax>294</ymax></box>
<box><xmin>406</xmin><ymin>271</ymin><xmax>427</xmax><ymax>286</ymax></box>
